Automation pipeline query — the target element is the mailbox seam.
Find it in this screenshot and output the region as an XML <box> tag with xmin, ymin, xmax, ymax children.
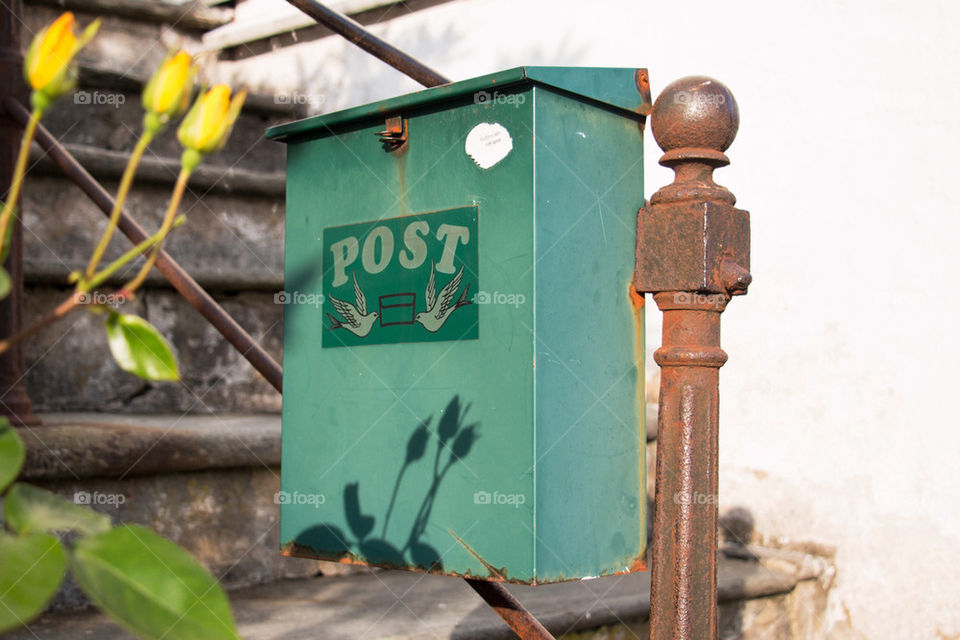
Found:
<box><xmin>530</xmin><ymin>86</ymin><xmax>538</xmax><ymax>580</ymax></box>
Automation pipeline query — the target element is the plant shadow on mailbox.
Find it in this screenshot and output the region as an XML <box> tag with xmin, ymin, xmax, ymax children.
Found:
<box><xmin>293</xmin><ymin>395</ymin><xmax>479</xmax><ymax>572</ymax></box>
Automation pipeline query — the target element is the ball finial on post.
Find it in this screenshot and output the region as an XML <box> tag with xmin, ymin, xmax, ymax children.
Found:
<box><xmin>649</xmin><ymin>76</ymin><xmax>740</xmax><ymax>206</ymax></box>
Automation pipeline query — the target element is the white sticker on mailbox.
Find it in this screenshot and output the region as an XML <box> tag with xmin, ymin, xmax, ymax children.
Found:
<box><xmin>465</xmin><ymin>122</ymin><xmax>513</xmax><ymax>169</ymax></box>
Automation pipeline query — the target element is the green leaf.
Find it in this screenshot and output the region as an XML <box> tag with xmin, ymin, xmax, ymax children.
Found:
<box><xmin>71</xmin><ymin>524</ymin><xmax>239</xmax><ymax>640</ymax></box>
<box><xmin>0</xmin><ymin>418</ymin><xmax>24</xmax><ymax>492</ymax></box>
<box><xmin>105</xmin><ymin>312</ymin><xmax>179</xmax><ymax>381</ymax></box>
<box><xmin>0</xmin><ymin>266</ymin><xmax>11</xmax><ymax>300</ymax></box>
<box><xmin>0</xmin><ymin>532</ymin><xmax>67</xmax><ymax>633</ymax></box>
<box><xmin>4</xmin><ymin>483</ymin><xmax>111</xmax><ymax>536</ymax></box>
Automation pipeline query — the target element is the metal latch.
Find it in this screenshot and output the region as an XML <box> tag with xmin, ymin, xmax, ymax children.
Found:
<box><xmin>376</xmin><ymin>116</ymin><xmax>407</xmax><ymax>152</ymax></box>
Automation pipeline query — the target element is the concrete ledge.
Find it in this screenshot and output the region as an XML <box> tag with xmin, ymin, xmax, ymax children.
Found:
<box><xmin>24</xmin><ymin>262</ymin><xmax>285</xmax><ymax>291</ymax></box>
<box><xmin>6</xmin><ymin>552</ymin><xmax>819</xmax><ymax>639</ymax></box>
<box><xmin>18</xmin><ymin>413</ymin><xmax>280</xmax><ymax>480</ymax></box>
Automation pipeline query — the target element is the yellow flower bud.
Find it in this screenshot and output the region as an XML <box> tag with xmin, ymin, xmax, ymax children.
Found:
<box><xmin>177</xmin><ymin>84</ymin><xmax>247</xmax><ymax>165</ymax></box>
<box><xmin>142</xmin><ymin>50</ymin><xmax>194</xmax><ymax>120</ymax></box>
<box><xmin>23</xmin><ymin>12</ymin><xmax>101</xmax><ymax>109</ymax></box>
<box><xmin>25</xmin><ymin>12</ymin><xmax>75</xmax><ymax>91</ymax></box>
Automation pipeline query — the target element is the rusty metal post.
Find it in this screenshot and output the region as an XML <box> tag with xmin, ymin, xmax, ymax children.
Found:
<box><xmin>0</xmin><ymin>0</ymin><xmax>40</xmax><ymax>425</ymax></box>
<box><xmin>635</xmin><ymin>76</ymin><xmax>750</xmax><ymax>639</ymax></box>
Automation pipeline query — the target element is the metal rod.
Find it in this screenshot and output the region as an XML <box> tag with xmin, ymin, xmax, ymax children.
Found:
<box><xmin>0</xmin><ymin>0</ymin><xmax>40</xmax><ymax>425</ymax></box>
<box><xmin>635</xmin><ymin>76</ymin><xmax>750</xmax><ymax>640</ymax></box>
<box><xmin>2</xmin><ymin>97</ymin><xmax>284</xmax><ymax>394</ymax></box>
<box><xmin>285</xmin><ymin>0</ymin><xmax>450</xmax><ymax>88</ymax></box>
<box><xmin>465</xmin><ymin>579</ymin><xmax>554</xmax><ymax>640</ymax></box>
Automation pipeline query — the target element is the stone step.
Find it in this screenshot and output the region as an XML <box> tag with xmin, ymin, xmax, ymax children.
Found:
<box><xmin>10</xmin><ymin>411</ymin><xmax>829</xmax><ymax>637</ymax></box>
<box><xmin>22</xmin><ymin>287</ymin><xmax>282</xmax><ymax>414</ymax></box>
<box><xmin>21</xmin><ymin>163</ymin><xmax>284</xmax><ymax>293</ymax></box>
<box><xmin>18</xmin><ymin>413</ymin><xmax>282</xmax><ymax>480</ymax></box>
<box><xmin>29</xmin><ymin>142</ymin><xmax>285</xmax><ymax>199</ymax></box>
<box><xmin>33</xmin><ymin>67</ymin><xmax>294</xmax><ymax>176</ymax></box>
<box><xmin>20</xmin><ymin>165</ymin><xmax>284</xmax><ymax>412</ymax></box>
<box><xmin>4</xmin><ymin>546</ymin><xmax>829</xmax><ymax>639</ymax></box>
<box><xmin>13</xmin><ymin>413</ymin><xmax>319</xmax><ymax>611</ymax></box>
<box><xmin>10</xmin><ymin>409</ymin><xmax>654</xmax><ymax>602</ymax></box>
<box><xmin>74</xmin><ymin>65</ymin><xmax>306</xmax><ymax>122</ymax></box>
<box><xmin>18</xmin><ymin>408</ymin><xmax>657</xmax><ymax>478</ymax></box>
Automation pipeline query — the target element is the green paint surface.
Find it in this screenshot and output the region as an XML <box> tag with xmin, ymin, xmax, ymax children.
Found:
<box><xmin>276</xmin><ymin>68</ymin><xmax>646</xmax><ymax>584</ymax></box>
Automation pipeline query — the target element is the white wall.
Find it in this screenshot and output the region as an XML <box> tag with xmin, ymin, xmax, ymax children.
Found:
<box><xmin>216</xmin><ymin>1</ymin><xmax>960</xmax><ymax>636</ymax></box>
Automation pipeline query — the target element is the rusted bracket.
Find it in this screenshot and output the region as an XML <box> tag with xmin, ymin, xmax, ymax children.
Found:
<box><xmin>376</xmin><ymin>115</ymin><xmax>408</xmax><ymax>152</ymax></box>
<box><xmin>634</xmin><ymin>76</ymin><xmax>751</xmax><ymax>640</ymax></box>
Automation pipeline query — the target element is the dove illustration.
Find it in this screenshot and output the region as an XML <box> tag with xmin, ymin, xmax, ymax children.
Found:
<box><xmin>415</xmin><ymin>262</ymin><xmax>472</xmax><ymax>333</ymax></box>
<box><xmin>327</xmin><ymin>272</ymin><xmax>379</xmax><ymax>338</ymax></box>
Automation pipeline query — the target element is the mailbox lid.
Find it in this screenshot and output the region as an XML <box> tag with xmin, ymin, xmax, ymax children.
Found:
<box><xmin>266</xmin><ymin>66</ymin><xmax>649</xmax><ymax>143</ymax></box>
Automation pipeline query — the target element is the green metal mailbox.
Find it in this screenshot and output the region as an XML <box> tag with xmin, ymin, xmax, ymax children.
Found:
<box><xmin>267</xmin><ymin>66</ymin><xmax>648</xmax><ymax>584</ymax></box>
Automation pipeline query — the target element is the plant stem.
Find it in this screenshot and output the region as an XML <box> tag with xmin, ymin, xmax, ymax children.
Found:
<box><xmin>0</xmin><ymin>295</ymin><xmax>76</xmax><ymax>356</ymax></box>
<box><xmin>123</xmin><ymin>166</ymin><xmax>191</xmax><ymax>294</ymax></box>
<box><xmin>83</xmin><ymin>131</ymin><xmax>153</xmax><ymax>279</ymax></box>
<box><xmin>0</xmin><ymin>107</ymin><xmax>42</xmax><ymax>259</ymax></box>
<box><xmin>0</xmin><ymin>220</ymin><xmax>184</xmax><ymax>357</ymax></box>
<box><xmin>85</xmin><ymin>217</ymin><xmax>185</xmax><ymax>292</ymax></box>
